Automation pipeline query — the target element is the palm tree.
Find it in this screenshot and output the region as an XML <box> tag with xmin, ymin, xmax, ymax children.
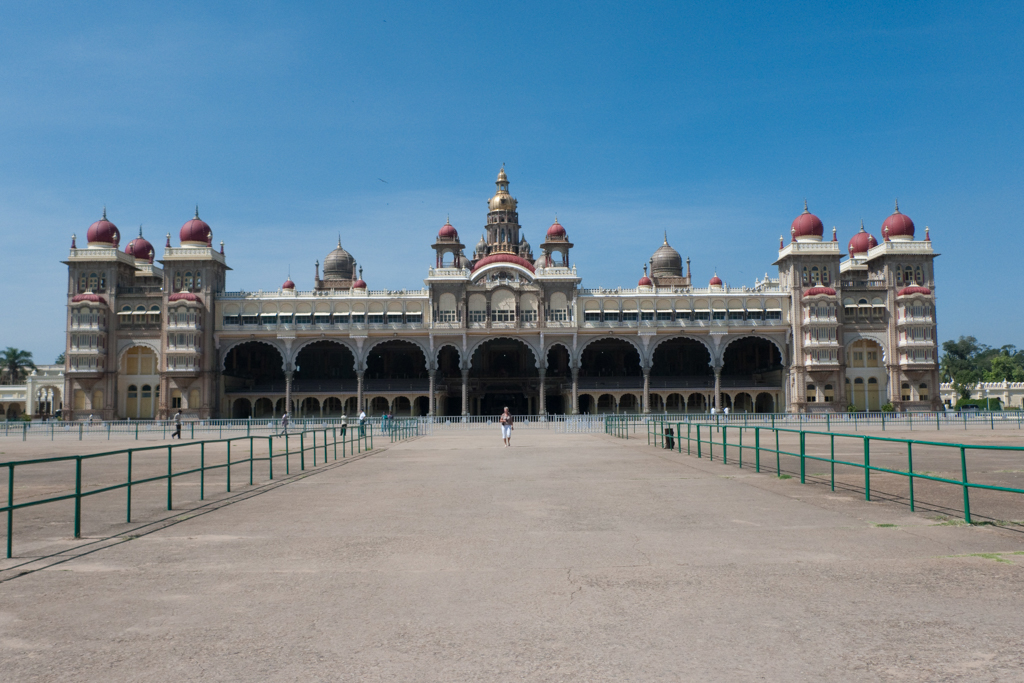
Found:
<box><xmin>1</xmin><ymin>347</ymin><xmax>36</xmax><ymax>385</ymax></box>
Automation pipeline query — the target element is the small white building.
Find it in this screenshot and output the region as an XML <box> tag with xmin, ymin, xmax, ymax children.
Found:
<box><xmin>940</xmin><ymin>382</ymin><xmax>1024</xmax><ymax>409</ymax></box>
<box><xmin>0</xmin><ymin>365</ymin><xmax>65</xmax><ymax>420</ymax></box>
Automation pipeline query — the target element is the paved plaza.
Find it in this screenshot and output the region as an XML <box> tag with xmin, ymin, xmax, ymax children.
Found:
<box><xmin>2</xmin><ymin>429</ymin><xmax>1024</xmax><ymax>681</ymax></box>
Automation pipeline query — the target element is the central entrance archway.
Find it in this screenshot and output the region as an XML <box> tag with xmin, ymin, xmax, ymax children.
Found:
<box><xmin>469</xmin><ymin>339</ymin><xmax>539</xmax><ymax>415</ymax></box>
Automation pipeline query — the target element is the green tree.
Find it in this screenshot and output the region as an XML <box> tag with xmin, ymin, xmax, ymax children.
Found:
<box><xmin>1</xmin><ymin>347</ymin><xmax>36</xmax><ymax>385</ymax></box>
<box><xmin>984</xmin><ymin>353</ymin><xmax>1024</xmax><ymax>383</ymax></box>
<box><xmin>55</xmin><ymin>352</ymin><xmax>65</xmax><ymax>365</ymax></box>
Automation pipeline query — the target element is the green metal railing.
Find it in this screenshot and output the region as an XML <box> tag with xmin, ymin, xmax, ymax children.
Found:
<box><xmin>2</xmin><ymin>420</ymin><xmax>418</xmax><ymax>559</ymax></box>
<box><xmin>604</xmin><ymin>416</ymin><xmax>1024</xmax><ymax>524</ymax></box>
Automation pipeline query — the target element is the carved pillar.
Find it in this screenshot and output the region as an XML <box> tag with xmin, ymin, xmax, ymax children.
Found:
<box><xmin>538</xmin><ymin>368</ymin><xmax>546</xmax><ymax>415</ymax></box>
<box><xmin>642</xmin><ymin>368</ymin><xmax>651</xmax><ymax>413</ymax></box>
<box><xmin>714</xmin><ymin>367</ymin><xmax>722</xmax><ymax>412</ymax></box>
<box><xmin>284</xmin><ymin>370</ymin><xmax>293</xmax><ymax>416</ymax></box>
<box><xmin>428</xmin><ymin>369</ymin><xmax>436</xmax><ymax>416</ymax></box>
<box><xmin>461</xmin><ymin>368</ymin><xmax>469</xmax><ymax>416</ymax></box>
<box><xmin>571</xmin><ymin>367</ymin><xmax>579</xmax><ymax>414</ymax></box>
<box><xmin>357</xmin><ymin>370</ymin><xmax>364</xmax><ymax>412</ymax></box>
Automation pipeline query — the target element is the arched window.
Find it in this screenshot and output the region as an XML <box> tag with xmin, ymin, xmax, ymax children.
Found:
<box><xmin>901</xmin><ymin>382</ymin><xmax>911</xmax><ymax>401</ymax></box>
<box><xmin>79</xmin><ymin>273</ymin><xmax>87</xmax><ymax>291</ymax></box>
<box><xmin>88</xmin><ymin>272</ymin><xmax>98</xmax><ymax>290</ymax></box>
<box><xmin>805</xmin><ymin>384</ymin><xmax>816</xmax><ymax>402</ymax></box>
<box><xmin>184</xmin><ymin>271</ymin><xmax>194</xmax><ymax>291</ymax></box>
<box><xmin>918</xmin><ymin>383</ymin><xmax>929</xmax><ymax>401</ymax></box>
<box><xmin>824</xmin><ymin>384</ymin><xmax>834</xmax><ymax>402</ymax></box>
<box><xmin>810</xmin><ymin>266</ymin><xmax>819</xmax><ymax>284</ymax></box>
<box><xmin>98</xmin><ymin>273</ymin><xmax>106</xmax><ymax>290</ymax></box>
<box><xmin>174</xmin><ymin>272</ymin><xmax>182</xmax><ymax>291</ymax></box>
<box><xmin>195</xmin><ymin>271</ymin><xmax>202</xmax><ymax>289</ymax></box>
<box><xmin>895</xmin><ymin>266</ymin><xmax>903</xmax><ymax>284</ymax></box>
<box><xmin>904</xmin><ymin>267</ymin><xmax>913</xmax><ymax>284</ymax></box>
<box><xmin>802</xmin><ymin>267</ymin><xmax>809</xmax><ymax>285</ymax></box>
<box><xmin>914</xmin><ymin>266</ymin><xmax>922</xmax><ymax>284</ymax></box>
<box><xmin>822</xmin><ymin>268</ymin><xmax>830</xmax><ymax>285</ymax></box>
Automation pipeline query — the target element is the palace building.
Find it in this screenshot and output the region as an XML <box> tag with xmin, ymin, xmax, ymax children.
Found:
<box><xmin>60</xmin><ymin>168</ymin><xmax>942</xmax><ymax>420</ymax></box>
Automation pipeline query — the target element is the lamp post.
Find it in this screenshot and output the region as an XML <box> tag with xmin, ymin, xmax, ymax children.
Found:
<box><xmin>985</xmin><ymin>387</ymin><xmax>991</xmax><ymax>411</ymax></box>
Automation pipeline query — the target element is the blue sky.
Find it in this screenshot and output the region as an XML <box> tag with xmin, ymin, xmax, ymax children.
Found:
<box><xmin>1</xmin><ymin>1</ymin><xmax>1021</xmax><ymax>363</ymax></box>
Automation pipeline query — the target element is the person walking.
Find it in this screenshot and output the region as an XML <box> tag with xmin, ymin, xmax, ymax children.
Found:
<box><xmin>500</xmin><ymin>406</ymin><xmax>514</xmax><ymax>447</ymax></box>
<box><xmin>358</xmin><ymin>409</ymin><xmax>367</xmax><ymax>436</ymax></box>
<box><xmin>280</xmin><ymin>411</ymin><xmax>290</xmax><ymax>435</ymax></box>
<box><xmin>172</xmin><ymin>410</ymin><xmax>182</xmax><ymax>439</ymax></box>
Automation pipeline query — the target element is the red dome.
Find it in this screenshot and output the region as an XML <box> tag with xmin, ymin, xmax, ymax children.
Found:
<box><xmin>71</xmin><ymin>293</ymin><xmax>106</xmax><ymax>304</ymax></box>
<box><xmin>848</xmin><ymin>224</ymin><xmax>878</xmax><ymax>255</ymax></box>
<box><xmin>180</xmin><ymin>208</ymin><xmax>212</xmax><ymax>246</ymax></box>
<box><xmin>125</xmin><ymin>230</ymin><xmax>155</xmax><ymax>263</ymax></box>
<box><xmin>86</xmin><ymin>209</ymin><xmax>120</xmax><ymax>247</ymax></box>
<box><xmin>471</xmin><ymin>253</ymin><xmax>536</xmax><ymax>273</ymax></box>
<box><xmin>282</xmin><ymin>279</ymin><xmax>295</xmax><ymax>290</ymax></box>
<box><xmin>881</xmin><ymin>201</ymin><xmax>915</xmax><ymax>239</ymax></box>
<box><xmin>791</xmin><ymin>202</ymin><xmax>824</xmax><ymax>240</ymax></box>
<box><xmin>352</xmin><ymin>279</ymin><xmax>367</xmax><ymax>289</ymax></box>
<box><xmin>709</xmin><ymin>274</ymin><xmax>723</xmax><ymax>286</ymax></box>
<box><xmin>897</xmin><ymin>285</ymin><xmax>931</xmax><ymax>297</ymax></box>
<box><xmin>168</xmin><ymin>292</ymin><xmax>202</xmax><ymax>304</ymax></box>
<box><xmin>438</xmin><ymin>220</ymin><xmax>458</xmax><ymax>240</ymax></box>
<box><xmin>638</xmin><ymin>275</ymin><xmax>653</xmax><ymax>287</ymax></box>
<box><xmin>803</xmin><ymin>286</ymin><xmax>837</xmax><ymax>297</ymax></box>
<box><xmin>546</xmin><ymin>219</ymin><xmax>566</xmax><ymax>239</ymax></box>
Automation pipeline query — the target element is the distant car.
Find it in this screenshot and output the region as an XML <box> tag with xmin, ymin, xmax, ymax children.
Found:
<box><xmin>958</xmin><ymin>404</ymin><xmax>980</xmax><ymax>411</ymax></box>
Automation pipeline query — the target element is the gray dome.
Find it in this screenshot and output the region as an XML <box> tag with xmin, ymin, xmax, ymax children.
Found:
<box><xmin>324</xmin><ymin>238</ymin><xmax>355</xmax><ymax>279</ymax></box>
<box><xmin>651</xmin><ymin>234</ymin><xmax>682</xmax><ymax>278</ymax></box>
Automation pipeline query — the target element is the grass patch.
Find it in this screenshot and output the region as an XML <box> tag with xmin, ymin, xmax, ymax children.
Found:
<box><xmin>950</xmin><ymin>552</ymin><xmax>1024</xmax><ymax>564</ymax></box>
<box><xmin>873</xmin><ymin>523</ymin><xmax>898</xmax><ymax>528</ymax></box>
<box><xmin>777</xmin><ymin>474</ymin><xmax>792</xmax><ymax>480</ymax></box>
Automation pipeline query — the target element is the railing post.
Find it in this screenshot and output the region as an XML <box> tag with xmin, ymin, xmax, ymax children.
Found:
<box><xmin>755</xmin><ymin>427</ymin><xmax>760</xmax><ymax>472</ymax></box>
<box><xmin>126</xmin><ymin>450</ymin><xmax>133</xmax><ymax>522</ymax></box>
<box><xmin>200</xmin><ymin>442</ymin><xmax>206</xmax><ymax>499</ymax></box>
<box><xmin>799</xmin><ymin>431</ymin><xmax>805</xmax><ymax>483</ymax></box>
<box><xmin>249</xmin><ymin>437</ymin><xmax>254</xmax><ymax>485</ymax></box>
<box><xmin>74</xmin><ymin>457</ymin><xmax>82</xmax><ymax>538</ymax></box>
<box><xmin>268</xmin><ymin>437</ymin><xmax>274</xmax><ymax>480</ymax></box>
<box><xmin>907</xmin><ymin>442</ymin><xmax>914</xmax><ymax>512</ymax></box>
<box><xmin>863</xmin><ymin>437</ymin><xmax>870</xmax><ymax>501</ymax></box>
<box><xmin>830</xmin><ymin>434</ymin><xmax>835</xmax><ymax>491</ymax></box>
<box><xmin>167</xmin><ymin>446</ymin><xmax>173</xmax><ymax>510</ymax></box>
<box><xmin>738</xmin><ymin>427</ymin><xmax>743</xmax><ymax>469</ymax></box>
<box><xmin>7</xmin><ymin>463</ymin><xmax>14</xmax><ymax>558</ymax></box>
<box><xmin>285</xmin><ymin>433</ymin><xmax>290</xmax><ymax>474</ymax></box>
<box><xmin>722</xmin><ymin>426</ymin><xmax>727</xmax><ymax>465</ymax></box>
<box><xmin>960</xmin><ymin>446</ymin><xmax>972</xmax><ymax>523</ymax></box>
<box><xmin>227</xmin><ymin>441</ymin><xmax>232</xmax><ymax>492</ymax></box>
<box><xmin>301</xmin><ymin>432</ymin><xmax>305</xmax><ymax>470</ymax></box>
<box><xmin>696</xmin><ymin>424</ymin><xmax>702</xmax><ymax>458</ymax></box>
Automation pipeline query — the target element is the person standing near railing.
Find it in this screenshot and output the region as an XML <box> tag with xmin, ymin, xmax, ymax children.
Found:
<box><xmin>340</xmin><ymin>413</ymin><xmax>347</xmax><ymax>438</ymax></box>
<box><xmin>280</xmin><ymin>411</ymin><xmax>290</xmax><ymax>435</ymax></box>
<box><xmin>171</xmin><ymin>410</ymin><xmax>182</xmax><ymax>439</ymax></box>
<box><xmin>359</xmin><ymin>409</ymin><xmax>366</xmax><ymax>436</ymax></box>
<box><xmin>500</xmin><ymin>407</ymin><xmax>514</xmax><ymax>447</ymax></box>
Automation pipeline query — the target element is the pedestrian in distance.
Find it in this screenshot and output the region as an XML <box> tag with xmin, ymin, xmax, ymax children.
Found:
<box><xmin>280</xmin><ymin>411</ymin><xmax>290</xmax><ymax>435</ymax></box>
<box><xmin>358</xmin><ymin>409</ymin><xmax>367</xmax><ymax>436</ymax></box>
<box><xmin>500</xmin><ymin>406</ymin><xmax>514</xmax><ymax>447</ymax></box>
<box><xmin>340</xmin><ymin>413</ymin><xmax>347</xmax><ymax>438</ymax></box>
<box><xmin>172</xmin><ymin>410</ymin><xmax>182</xmax><ymax>439</ymax></box>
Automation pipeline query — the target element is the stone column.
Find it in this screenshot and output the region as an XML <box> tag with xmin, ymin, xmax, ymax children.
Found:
<box><xmin>428</xmin><ymin>370</ymin><xmax>436</xmax><ymax>416</ymax></box>
<box><xmin>714</xmin><ymin>368</ymin><xmax>722</xmax><ymax>413</ymax></box>
<box><xmin>461</xmin><ymin>368</ymin><xmax>469</xmax><ymax>416</ymax></box>
<box><xmin>538</xmin><ymin>368</ymin><xmax>546</xmax><ymax>415</ymax></box>
<box><xmin>642</xmin><ymin>369</ymin><xmax>651</xmax><ymax>413</ymax></box>
<box><xmin>571</xmin><ymin>367</ymin><xmax>579</xmax><ymax>414</ymax></box>
<box><xmin>284</xmin><ymin>370</ymin><xmax>293</xmax><ymax>416</ymax></box>
<box><xmin>356</xmin><ymin>370</ymin><xmax>364</xmax><ymax>413</ymax></box>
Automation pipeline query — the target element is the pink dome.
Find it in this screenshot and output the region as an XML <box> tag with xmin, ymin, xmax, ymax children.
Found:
<box><xmin>352</xmin><ymin>278</ymin><xmax>367</xmax><ymax>289</ymax></box>
<box><xmin>791</xmin><ymin>202</ymin><xmax>824</xmax><ymax>240</ymax></box>
<box><xmin>848</xmin><ymin>224</ymin><xmax>878</xmax><ymax>255</ymax></box>
<box><xmin>86</xmin><ymin>209</ymin><xmax>120</xmax><ymax>247</ymax></box>
<box><xmin>180</xmin><ymin>208</ymin><xmax>212</xmax><ymax>246</ymax></box>
<box><xmin>803</xmin><ymin>286</ymin><xmax>837</xmax><ymax>297</ymax></box>
<box><xmin>125</xmin><ymin>229</ymin><xmax>155</xmax><ymax>263</ymax></box>
<box><xmin>438</xmin><ymin>220</ymin><xmax>458</xmax><ymax>240</ymax></box>
<box><xmin>897</xmin><ymin>285</ymin><xmax>931</xmax><ymax>297</ymax></box>
<box><xmin>168</xmin><ymin>292</ymin><xmax>202</xmax><ymax>304</ymax></box>
<box><xmin>881</xmin><ymin>200</ymin><xmax>915</xmax><ymax>239</ymax></box>
<box><xmin>546</xmin><ymin>219</ymin><xmax>566</xmax><ymax>239</ymax></box>
<box><xmin>71</xmin><ymin>293</ymin><xmax>106</xmax><ymax>304</ymax></box>
<box><xmin>638</xmin><ymin>275</ymin><xmax>653</xmax><ymax>287</ymax></box>
<box><xmin>471</xmin><ymin>253</ymin><xmax>536</xmax><ymax>273</ymax></box>
<box><xmin>709</xmin><ymin>274</ymin><xmax>723</xmax><ymax>286</ymax></box>
<box><xmin>282</xmin><ymin>278</ymin><xmax>295</xmax><ymax>290</ymax></box>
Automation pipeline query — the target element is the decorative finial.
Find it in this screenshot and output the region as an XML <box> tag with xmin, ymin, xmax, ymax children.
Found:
<box><xmin>643</xmin><ymin>263</ymin><xmax>648</xmax><ymax>276</ymax></box>
<box><xmin>663</xmin><ymin>230</ymin><xmax>668</xmax><ymax>245</ymax></box>
<box><xmin>337</xmin><ymin>233</ymin><xmax>342</xmax><ymax>248</ymax></box>
<box><xmin>359</xmin><ymin>266</ymin><xmax>363</xmax><ymax>278</ymax></box>
<box><xmin>71</xmin><ymin>234</ymin><xmax>77</xmax><ymax>249</ymax></box>
<box><xmin>859</xmin><ymin>220</ymin><xmax>865</xmax><ymax>232</ymax></box>
<box><xmin>102</xmin><ymin>206</ymin><xmax>107</xmax><ymax>220</ymax></box>
<box><xmin>925</xmin><ymin>226</ymin><xmax>930</xmax><ymax>241</ymax></box>
<box><xmin>166</xmin><ymin>232</ymin><xmax>171</xmax><ymax>247</ymax></box>
<box><xmin>779</xmin><ymin>235</ymin><xmax>784</xmax><ymax>249</ymax></box>
<box><xmin>832</xmin><ymin>226</ymin><xmax>837</xmax><ymax>241</ymax></box>
<box><xmin>219</xmin><ymin>240</ymin><xmax>225</xmax><ymax>255</ymax></box>
<box><xmin>790</xmin><ymin>226</ymin><xmax>796</xmax><ymax>242</ymax></box>
<box><xmin>194</xmin><ymin>205</ymin><xmax>200</xmax><ymax>219</ymax></box>
<box><xmin>803</xmin><ymin>199</ymin><xmax>809</xmax><ymax>213</ymax></box>
<box><xmin>894</xmin><ymin>198</ymin><xmax>900</xmax><ymax>213</ymax></box>
<box><xmin>138</xmin><ymin>225</ymin><xmax>144</xmax><ymax>238</ymax></box>
<box><xmin>883</xmin><ymin>226</ymin><xmax>890</xmax><ymax>241</ymax></box>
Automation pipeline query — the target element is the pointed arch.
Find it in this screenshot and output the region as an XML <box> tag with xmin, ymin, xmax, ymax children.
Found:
<box><xmin>220</xmin><ymin>338</ymin><xmax>288</xmax><ymax>372</ymax></box>
<box><xmin>466</xmin><ymin>335</ymin><xmax>541</xmax><ymax>369</ymax></box>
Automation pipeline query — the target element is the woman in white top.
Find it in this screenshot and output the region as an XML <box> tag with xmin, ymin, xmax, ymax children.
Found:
<box><xmin>499</xmin><ymin>407</ymin><xmax>514</xmax><ymax>447</ymax></box>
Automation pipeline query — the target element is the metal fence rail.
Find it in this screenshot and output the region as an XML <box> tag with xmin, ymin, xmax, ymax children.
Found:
<box><xmin>1</xmin><ymin>420</ymin><xmax>420</xmax><ymax>559</ymax></box>
<box><xmin>614</xmin><ymin>417</ymin><xmax>1024</xmax><ymax>524</ymax></box>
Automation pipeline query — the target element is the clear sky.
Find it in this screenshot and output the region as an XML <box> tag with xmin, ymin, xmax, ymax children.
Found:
<box><xmin>1</xmin><ymin>1</ymin><xmax>1021</xmax><ymax>363</ymax></box>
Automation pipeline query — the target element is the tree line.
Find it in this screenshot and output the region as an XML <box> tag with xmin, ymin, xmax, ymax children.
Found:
<box><xmin>941</xmin><ymin>336</ymin><xmax>1024</xmax><ymax>401</ymax></box>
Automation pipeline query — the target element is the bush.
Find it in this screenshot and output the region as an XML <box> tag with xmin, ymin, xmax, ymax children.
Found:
<box><xmin>955</xmin><ymin>398</ymin><xmax>1003</xmax><ymax>411</ymax></box>
<box><xmin>880</xmin><ymin>403</ymin><xmax>895</xmax><ymax>412</ymax></box>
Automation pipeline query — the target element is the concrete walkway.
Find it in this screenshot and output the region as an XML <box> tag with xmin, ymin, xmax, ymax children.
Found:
<box><xmin>2</xmin><ymin>430</ymin><xmax>1024</xmax><ymax>682</ymax></box>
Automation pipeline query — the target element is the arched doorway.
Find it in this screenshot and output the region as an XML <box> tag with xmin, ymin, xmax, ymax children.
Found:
<box><xmin>545</xmin><ymin>344</ymin><xmax>571</xmax><ymax>415</ymax></box>
<box><xmin>224</xmin><ymin>342</ymin><xmax>285</xmax><ymax>389</ymax></box>
<box><xmin>120</xmin><ymin>346</ymin><xmax>159</xmax><ymax>419</ymax></box>
<box><xmin>469</xmin><ymin>339</ymin><xmax>539</xmax><ymax>415</ymax></box>
<box><xmin>722</xmin><ymin>337</ymin><xmax>783</xmax><ymax>384</ymax></box>
<box><xmin>232</xmin><ymin>398</ymin><xmax>252</xmax><ymax>419</ymax></box>
<box><xmin>437</xmin><ymin>346</ymin><xmax>462</xmax><ymax>416</ymax></box>
<box><xmin>847</xmin><ymin>339</ymin><xmax>886</xmax><ymax>411</ymax></box>
<box><xmin>295</xmin><ymin>341</ymin><xmax>356</xmax><ymax>388</ymax></box>
<box><xmin>755</xmin><ymin>392</ymin><xmax>774</xmax><ymax>413</ymax></box>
